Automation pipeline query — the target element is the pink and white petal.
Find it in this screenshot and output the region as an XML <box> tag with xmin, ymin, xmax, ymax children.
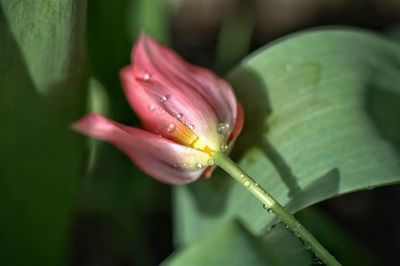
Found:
<box><xmin>120</xmin><ymin>66</ymin><xmax>172</xmax><ymax>133</ymax></box>
<box><xmin>131</xmin><ymin>34</ymin><xmax>237</xmax><ymax>150</ymax></box>
<box><xmin>188</xmin><ymin>66</ymin><xmax>237</xmax><ymax>129</ymax></box>
<box><xmin>133</xmin><ymin>43</ymin><xmax>220</xmax><ymax>148</ymax></box>
<box><xmin>72</xmin><ymin>113</ymin><xmax>211</xmax><ymax>184</ymax></box>
<box><xmin>137</xmin><ymin>79</ymin><xmax>224</xmax><ymax>150</ymax></box>
<box><xmin>204</xmin><ymin>103</ymin><xmax>244</xmax><ymax>178</ymax></box>
<box><xmin>135</xmin><ymin>34</ymin><xmax>237</xmax><ymax>126</ymax></box>
<box><xmin>120</xmin><ymin>67</ymin><xmax>199</xmax><ymax>146</ymax></box>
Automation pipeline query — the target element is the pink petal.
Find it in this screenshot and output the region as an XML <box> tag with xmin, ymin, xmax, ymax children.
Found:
<box><xmin>204</xmin><ymin>103</ymin><xmax>244</xmax><ymax>178</ymax></box>
<box><xmin>120</xmin><ymin>66</ymin><xmax>200</xmax><ymax>147</ymax></box>
<box><xmin>125</xmin><ymin>34</ymin><xmax>238</xmax><ymax>151</ymax></box>
<box><xmin>72</xmin><ymin>113</ymin><xmax>211</xmax><ymax>184</ymax></box>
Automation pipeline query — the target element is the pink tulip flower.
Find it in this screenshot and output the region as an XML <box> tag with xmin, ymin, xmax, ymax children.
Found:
<box><xmin>73</xmin><ymin>34</ymin><xmax>243</xmax><ymax>184</ymax></box>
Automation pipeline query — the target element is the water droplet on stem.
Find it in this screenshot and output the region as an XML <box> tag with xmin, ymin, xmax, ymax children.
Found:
<box><xmin>263</xmin><ymin>204</ymin><xmax>272</xmax><ymax>213</ymax></box>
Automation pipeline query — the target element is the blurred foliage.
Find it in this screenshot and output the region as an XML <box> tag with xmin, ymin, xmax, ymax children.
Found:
<box><xmin>87</xmin><ymin>0</ymin><xmax>169</xmax><ymax>120</ymax></box>
<box><xmin>0</xmin><ymin>0</ymin><xmax>88</xmax><ymax>265</ymax></box>
<box><xmin>214</xmin><ymin>1</ymin><xmax>254</xmax><ymax>73</ymax></box>
<box><xmin>70</xmin><ymin>0</ymin><xmax>173</xmax><ymax>265</ymax></box>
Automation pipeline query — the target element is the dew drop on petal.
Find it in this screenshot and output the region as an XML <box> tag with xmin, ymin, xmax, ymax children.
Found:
<box><xmin>217</xmin><ymin>122</ymin><xmax>229</xmax><ymax>134</ymax></box>
<box><xmin>188</xmin><ymin>124</ymin><xmax>194</xmax><ymax>130</ymax></box>
<box><xmin>175</xmin><ymin>112</ymin><xmax>183</xmax><ymax>119</ymax></box>
<box><xmin>143</xmin><ymin>72</ymin><xmax>151</xmax><ymax>80</ymax></box>
<box><xmin>167</xmin><ymin>123</ymin><xmax>176</xmax><ymax>133</ymax></box>
<box><xmin>137</xmin><ymin>70</ymin><xmax>152</xmax><ymax>81</ymax></box>
<box><xmin>148</xmin><ymin>104</ymin><xmax>156</xmax><ymax>112</ymax></box>
<box><xmin>195</xmin><ymin>163</ymin><xmax>204</xmax><ymax>169</ymax></box>
<box><xmin>207</xmin><ymin>158</ymin><xmax>214</xmax><ymax>166</ymax></box>
<box><xmin>159</xmin><ymin>95</ymin><xmax>168</xmax><ymax>102</ymax></box>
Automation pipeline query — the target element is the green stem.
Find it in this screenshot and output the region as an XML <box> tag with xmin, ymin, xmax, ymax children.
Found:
<box><xmin>212</xmin><ymin>151</ymin><xmax>342</xmax><ymax>266</ymax></box>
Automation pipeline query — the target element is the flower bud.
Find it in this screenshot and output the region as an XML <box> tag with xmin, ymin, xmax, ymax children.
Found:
<box><xmin>73</xmin><ymin>34</ymin><xmax>243</xmax><ymax>184</ymax></box>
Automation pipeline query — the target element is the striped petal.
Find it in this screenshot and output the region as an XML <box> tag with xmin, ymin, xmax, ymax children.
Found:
<box><xmin>73</xmin><ymin>113</ymin><xmax>211</xmax><ymax>184</ymax></box>
<box><xmin>125</xmin><ymin>34</ymin><xmax>238</xmax><ymax>151</ymax></box>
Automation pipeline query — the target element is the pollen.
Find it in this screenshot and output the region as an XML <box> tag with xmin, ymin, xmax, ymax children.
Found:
<box><xmin>190</xmin><ymin>137</ymin><xmax>214</xmax><ymax>155</ymax></box>
<box><xmin>166</xmin><ymin>122</ymin><xmax>215</xmax><ymax>155</ymax></box>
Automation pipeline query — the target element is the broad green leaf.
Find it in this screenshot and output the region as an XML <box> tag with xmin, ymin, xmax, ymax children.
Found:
<box><xmin>0</xmin><ymin>1</ymin><xmax>86</xmax><ymax>94</ymax></box>
<box><xmin>174</xmin><ymin>29</ymin><xmax>400</xmax><ymax>245</ymax></box>
<box><xmin>163</xmin><ymin>220</ymin><xmax>310</xmax><ymax>266</ymax></box>
<box><xmin>0</xmin><ymin>1</ymin><xmax>88</xmax><ymax>265</ymax></box>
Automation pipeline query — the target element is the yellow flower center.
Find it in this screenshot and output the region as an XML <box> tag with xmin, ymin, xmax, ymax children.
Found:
<box><xmin>167</xmin><ymin>122</ymin><xmax>215</xmax><ymax>155</ymax></box>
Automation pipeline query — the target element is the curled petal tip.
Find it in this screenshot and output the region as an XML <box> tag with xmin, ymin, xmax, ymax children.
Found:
<box><xmin>72</xmin><ymin>113</ymin><xmax>114</xmax><ymax>139</ymax></box>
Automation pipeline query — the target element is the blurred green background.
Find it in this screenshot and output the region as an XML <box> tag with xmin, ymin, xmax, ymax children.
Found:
<box><xmin>1</xmin><ymin>0</ymin><xmax>400</xmax><ymax>265</ymax></box>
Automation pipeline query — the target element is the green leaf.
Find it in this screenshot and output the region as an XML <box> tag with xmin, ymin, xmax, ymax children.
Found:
<box><xmin>0</xmin><ymin>1</ymin><xmax>88</xmax><ymax>265</ymax></box>
<box><xmin>0</xmin><ymin>1</ymin><xmax>87</xmax><ymax>94</ymax></box>
<box><xmin>174</xmin><ymin>29</ymin><xmax>400</xmax><ymax>245</ymax></box>
<box><xmin>163</xmin><ymin>220</ymin><xmax>310</xmax><ymax>266</ymax></box>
